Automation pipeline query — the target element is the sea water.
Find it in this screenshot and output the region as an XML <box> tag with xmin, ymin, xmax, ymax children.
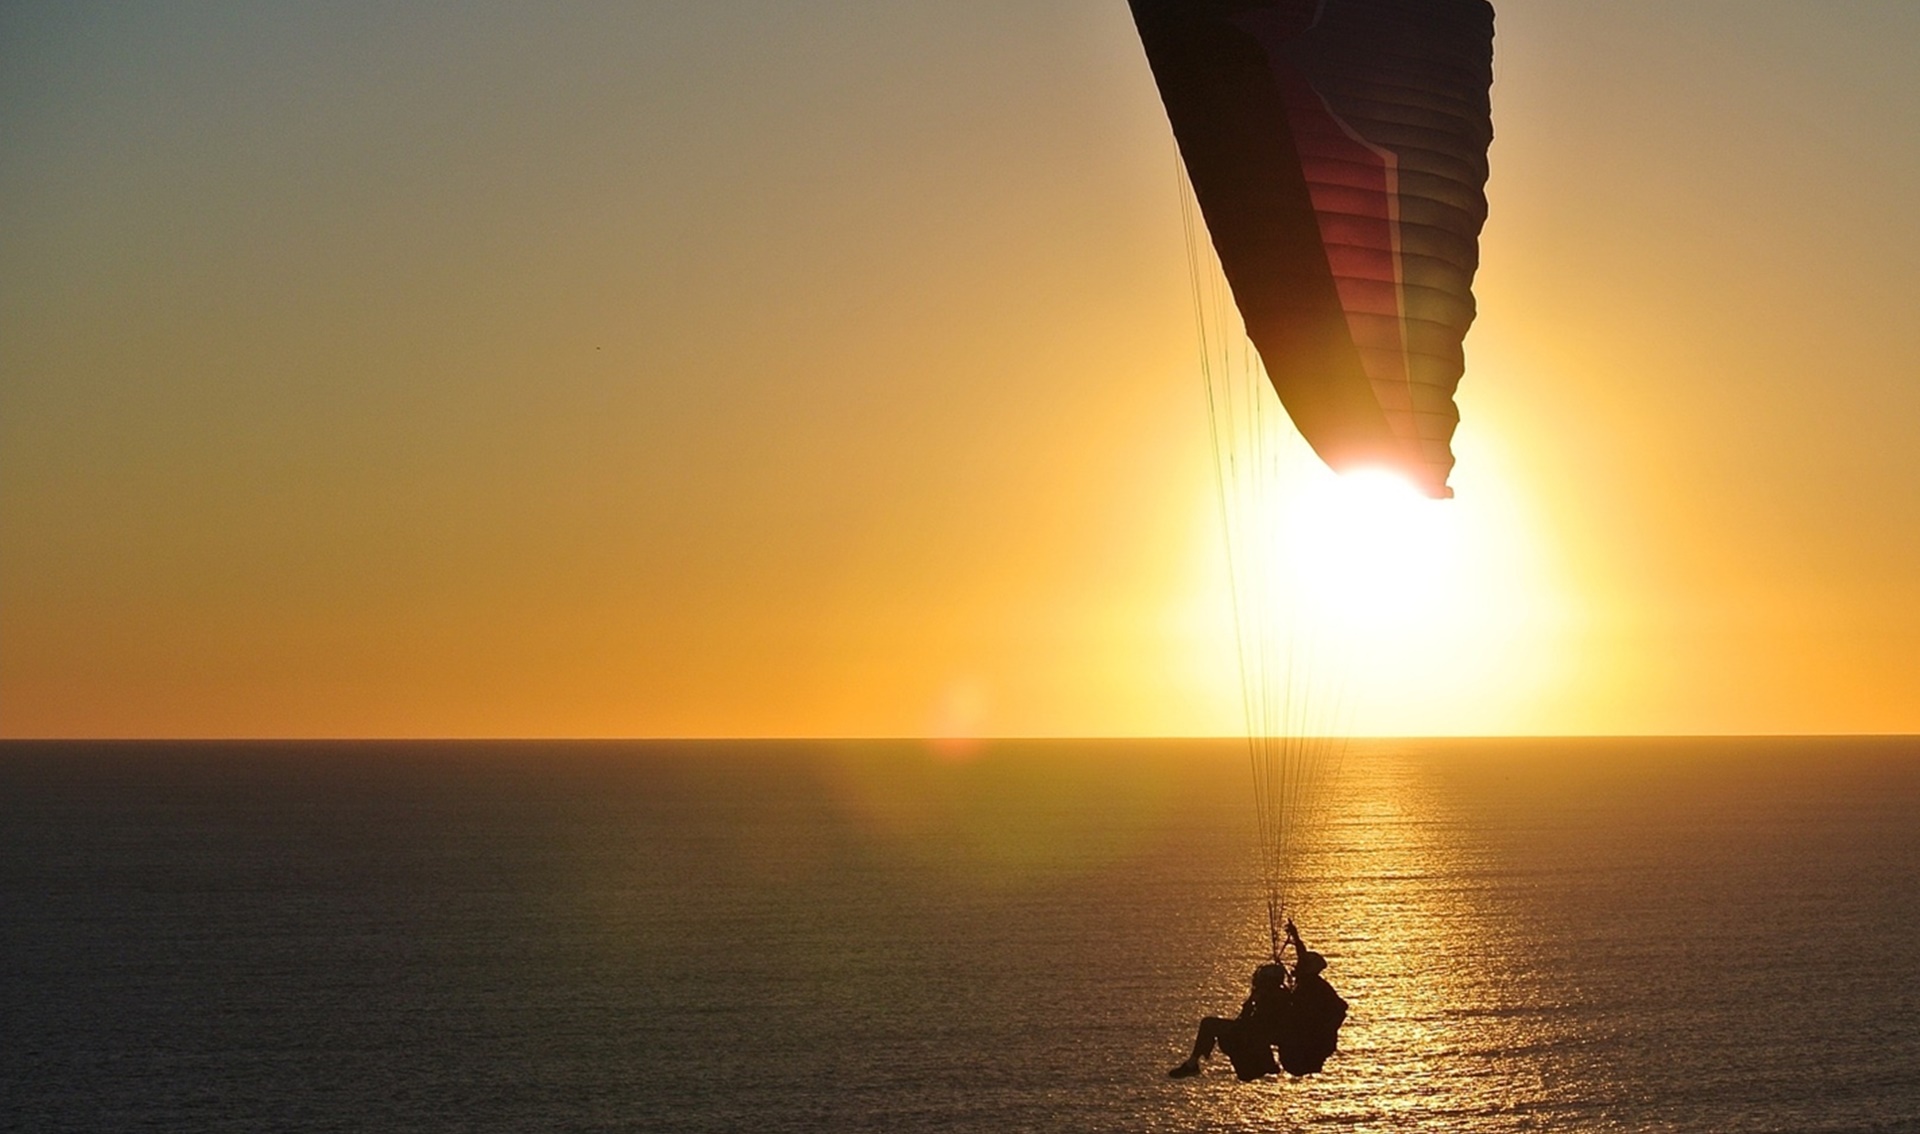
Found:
<box><xmin>3</xmin><ymin>738</ymin><xmax>1917</xmax><ymax>1132</ymax></box>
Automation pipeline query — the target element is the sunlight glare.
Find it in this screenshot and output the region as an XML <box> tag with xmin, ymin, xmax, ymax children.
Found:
<box><xmin>1197</xmin><ymin>438</ymin><xmax>1569</xmax><ymax>736</ymax></box>
<box><xmin>1283</xmin><ymin>466</ymin><xmax>1460</xmax><ymax>642</ymax></box>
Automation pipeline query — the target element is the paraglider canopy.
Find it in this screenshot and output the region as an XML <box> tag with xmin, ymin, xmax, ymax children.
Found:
<box><xmin>1130</xmin><ymin>0</ymin><xmax>1496</xmax><ymax>498</ymax></box>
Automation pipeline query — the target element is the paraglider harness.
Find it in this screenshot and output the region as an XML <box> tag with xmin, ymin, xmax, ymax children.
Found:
<box><xmin>1217</xmin><ymin>962</ymin><xmax>1290</xmax><ymax>1081</ymax></box>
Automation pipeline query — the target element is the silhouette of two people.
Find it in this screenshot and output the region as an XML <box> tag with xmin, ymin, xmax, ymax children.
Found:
<box><xmin>1169</xmin><ymin>920</ymin><xmax>1348</xmax><ymax>1080</ymax></box>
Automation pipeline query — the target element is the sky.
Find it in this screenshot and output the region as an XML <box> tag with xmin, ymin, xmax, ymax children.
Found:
<box><xmin>3</xmin><ymin>1</ymin><xmax>1917</xmax><ymax>739</ymax></box>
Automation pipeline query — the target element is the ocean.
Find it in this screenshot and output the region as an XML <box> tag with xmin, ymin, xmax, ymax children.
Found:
<box><xmin>4</xmin><ymin>738</ymin><xmax>1917</xmax><ymax>1132</ymax></box>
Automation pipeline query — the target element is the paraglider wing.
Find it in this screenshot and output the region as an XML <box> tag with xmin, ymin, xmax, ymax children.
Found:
<box><xmin>1130</xmin><ymin>0</ymin><xmax>1495</xmax><ymax>498</ymax></box>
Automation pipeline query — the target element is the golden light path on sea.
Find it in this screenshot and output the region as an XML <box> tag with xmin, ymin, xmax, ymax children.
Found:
<box><xmin>1175</xmin><ymin>748</ymin><xmax>1588</xmax><ymax>1131</ymax></box>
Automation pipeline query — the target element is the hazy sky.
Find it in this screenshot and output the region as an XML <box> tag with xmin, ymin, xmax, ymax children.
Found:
<box><xmin>5</xmin><ymin>1</ymin><xmax>1918</xmax><ymax>738</ymax></box>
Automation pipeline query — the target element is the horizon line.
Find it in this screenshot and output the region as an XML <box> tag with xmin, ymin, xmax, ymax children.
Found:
<box><xmin>3</xmin><ymin>733</ymin><xmax>1915</xmax><ymax>745</ymax></box>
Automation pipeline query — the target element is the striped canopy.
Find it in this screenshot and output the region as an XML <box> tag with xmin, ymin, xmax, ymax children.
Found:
<box><xmin>1131</xmin><ymin>0</ymin><xmax>1496</xmax><ymax>497</ymax></box>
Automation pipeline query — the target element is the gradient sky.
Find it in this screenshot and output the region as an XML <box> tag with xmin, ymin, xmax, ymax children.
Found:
<box><xmin>4</xmin><ymin>1</ymin><xmax>1917</xmax><ymax>738</ymax></box>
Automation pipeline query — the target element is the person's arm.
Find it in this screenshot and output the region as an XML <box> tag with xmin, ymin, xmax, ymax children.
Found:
<box><xmin>1285</xmin><ymin>919</ymin><xmax>1305</xmax><ymax>956</ymax></box>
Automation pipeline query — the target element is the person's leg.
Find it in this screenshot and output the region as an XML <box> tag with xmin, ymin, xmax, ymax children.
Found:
<box><xmin>1169</xmin><ymin>1016</ymin><xmax>1231</xmax><ymax>1077</ymax></box>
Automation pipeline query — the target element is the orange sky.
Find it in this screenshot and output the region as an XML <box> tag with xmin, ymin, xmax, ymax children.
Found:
<box><xmin>4</xmin><ymin>2</ymin><xmax>1917</xmax><ymax>738</ymax></box>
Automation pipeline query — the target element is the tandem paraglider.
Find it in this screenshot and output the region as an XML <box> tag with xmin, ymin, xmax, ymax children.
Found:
<box><xmin>1128</xmin><ymin>0</ymin><xmax>1497</xmax><ymax>1081</ymax></box>
<box><xmin>1168</xmin><ymin>921</ymin><xmax>1348</xmax><ymax>1081</ymax></box>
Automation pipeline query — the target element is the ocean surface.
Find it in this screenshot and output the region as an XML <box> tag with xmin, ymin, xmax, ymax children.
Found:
<box><xmin>3</xmin><ymin>738</ymin><xmax>1917</xmax><ymax>1132</ymax></box>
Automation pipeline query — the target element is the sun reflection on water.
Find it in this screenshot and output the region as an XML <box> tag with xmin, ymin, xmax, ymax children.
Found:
<box><xmin>1170</xmin><ymin>746</ymin><xmax>1593</xmax><ymax>1131</ymax></box>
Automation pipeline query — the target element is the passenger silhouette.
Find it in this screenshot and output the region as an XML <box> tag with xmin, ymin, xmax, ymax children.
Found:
<box><xmin>1276</xmin><ymin>920</ymin><xmax>1347</xmax><ymax>1076</ymax></box>
<box><xmin>1168</xmin><ymin>961</ymin><xmax>1290</xmax><ymax>1080</ymax></box>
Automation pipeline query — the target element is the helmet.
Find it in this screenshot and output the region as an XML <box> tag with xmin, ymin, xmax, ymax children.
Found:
<box><xmin>1252</xmin><ymin>963</ymin><xmax>1288</xmax><ymax>994</ymax></box>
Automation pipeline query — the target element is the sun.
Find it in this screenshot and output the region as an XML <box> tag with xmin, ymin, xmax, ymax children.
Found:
<box><xmin>1192</xmin><ymin>443</ymin><xmax>1564</xmax><ymax>736</ymax></box>
<box><xmin>1281</xmin><ymin>465</ymin><xmax>1463</xmax><ymax>642</ymax></box>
